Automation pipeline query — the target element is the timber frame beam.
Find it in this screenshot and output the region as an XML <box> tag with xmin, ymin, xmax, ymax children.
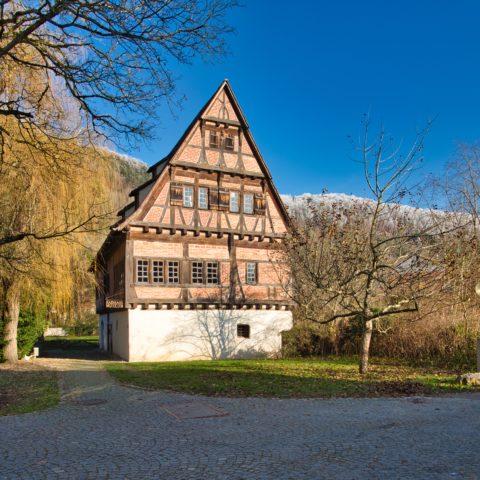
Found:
<box><xmin>125</xmin><ymin>223</ymin><xmax>285</xmax><ymax>243</ymax></box>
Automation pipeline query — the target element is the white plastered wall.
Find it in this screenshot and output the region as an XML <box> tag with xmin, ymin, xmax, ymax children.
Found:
<box><xmin>127</xmin><ymin>309</ymin><xmax>293</xmax><ymax>362</ymax></box>
<box><xmin>111</xmin><ymin>310</ymin><xmax>129</xmax><ymax>360</ymax></box>
<box><xmin>99</xmin><ymin>311</ymin><xmax>129</xmax><ymax>359</ymax></box>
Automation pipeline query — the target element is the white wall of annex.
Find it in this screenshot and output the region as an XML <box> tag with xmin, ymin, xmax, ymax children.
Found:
<box><xmin>110</xmin><ymin>310</ymin><xmax>130</xmax><ymax>360</ymax></box>
<box><xmin>126</xmin><ymin>309</ymin><xmax>293</xmax><ymax>362</ymax></box>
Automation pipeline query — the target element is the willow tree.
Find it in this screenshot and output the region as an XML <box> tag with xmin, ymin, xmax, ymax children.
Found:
<box><xmin>0</xmin><ymin>126</ymin><xmax>118</xmax><ymax>361</ymax></box>
<box><xmin>0</xmin><ymin>42</ymin><xmax>119</xmax><ymax>361</ymax></box>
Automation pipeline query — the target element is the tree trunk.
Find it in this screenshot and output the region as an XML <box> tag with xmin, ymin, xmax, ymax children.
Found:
<box><xmin>359</xmin><ymin>319</ymin><xmax>373</xmax><ymax>374</ymax></box>
<box><xmin>3</xmin><ymin>285</ymin><xmax>20</xmax><ymax>363</ymax></box>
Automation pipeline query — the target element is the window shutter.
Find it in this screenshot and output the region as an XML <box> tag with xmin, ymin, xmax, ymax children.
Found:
<box><xmin>209</xmin><ymin>188</ymin><xmax>219</xmax><ymax>210</ymax></box>
<box><xmin>224</xmin><ymin>134</ymin><xmax>235</xmax><ymax>150</ymax></box>
<box><xmin>170</xmin><ymin>184</ymin><xmax>183</xmax><ymax>206</ymax></box>
<box><xmin>209</xmin><ymin>130</ymin><xmax>219</xmax><ymax>148</ymax></box>
<box><xmin>218</xmin><ymin>190</ymin><xmax>230</xmax><ymax>211</ymax></box>
<box><xmin>254</xmin><ymin>193</ymin><xmax>266</xmax><ymax>214</ymax></box>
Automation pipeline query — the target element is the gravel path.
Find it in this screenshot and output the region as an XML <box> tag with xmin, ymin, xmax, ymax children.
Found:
<box><xmin>1</xmin><ymin>357</ymin><xmax>479</xmax><ymax>479</ymax></box>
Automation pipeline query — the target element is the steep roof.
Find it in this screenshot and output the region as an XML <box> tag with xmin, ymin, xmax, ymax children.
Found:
<box><xmin>147</xmin><ymin>80</ymin><xmax>249</xmax><ymax>175</ymax></box>
<box><xmin>142</xmin><ymin>79</ymin><xmax>289</xmax><ymax>225</ymax></box>
<box><xmin>114</xmin><ymin>80</ymin><xmax>290</xmax><ymax>232</ymax></box>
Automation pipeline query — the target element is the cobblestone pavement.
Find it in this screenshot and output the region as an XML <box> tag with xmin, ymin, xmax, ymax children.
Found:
<box><xmin>1</xmin><ymin>358</ymin><xmax>480</xmax><ymax>480</ymax></box>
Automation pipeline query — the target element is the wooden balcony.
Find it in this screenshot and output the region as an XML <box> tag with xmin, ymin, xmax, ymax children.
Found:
<box><xmin>105</xmin><ymin>292</ymin><xmax>125</xmax><ymax>309</ymax></box>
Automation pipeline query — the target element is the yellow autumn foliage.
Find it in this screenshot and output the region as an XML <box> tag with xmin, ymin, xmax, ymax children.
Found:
<box><xmin>0</xmin><ymin>31</ymin><xmax>127</xmax><ymax>359</ymax></box>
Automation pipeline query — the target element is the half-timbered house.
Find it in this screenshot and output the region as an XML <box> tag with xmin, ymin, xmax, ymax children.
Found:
<box><xmin>95</xmin><ymin>80</ymin><xmax>293</xmax><ymax>361</ymax></box>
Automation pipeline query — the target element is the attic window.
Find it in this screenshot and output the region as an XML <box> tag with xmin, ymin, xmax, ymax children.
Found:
<box><xmin>191</xmin><ymin>261</ymin><xmax>204</xmax><ymax>284</ymax></box>
<box><xmin>246</xmin><ymin>262</ymin><xmax>257</xmax><ymax>285</ymax></box>
<box><xmin>152</xmin><ymin>260</ymin><xmax>164</xmax><ymax>284</ymax></box>
<box><xmin>170</xmin><ymin>184</ymin><xmax>183</xmax><ymax>206</ymax></box>
<box><xmin>244</xmin><ymin>193</ymin><xmax>254</xmax><ymax>214</ymax></box>
<box><xmin>218</xmin><ymin>190</ymin><xmax>230</xmax><ymax>211</ymax></box>
<box><xmin>237</xmin><ymin>324</ymin><xmax>250</xmax><ymax>339</ymax></box>
<box><xmin>209</xmin><ymin>131</ymin><xmax>220</xmax><ymax>148</ymax></box>
<box><xmin>254</xmin><ymin>193</ymin><xmax>266</xmax><ymax>215</ymax></box>
<box><xmin>230</xmin><ymin>191</ymin><xmax>240</xmax><ymax>213</ymax></box>
<box><xmin>209</xmin><ymin>188</ymin><xmax>219</xmax><ymax>210</ymax></box>
<box><xmin>198</xmin><ymin>187</ymin><xmax>209</xmax><ymax>209</ymax></box>
<box><xmin>224</xmin><ymin>133</ymin><xmax>234</xmax><ymax>150</ymax></box>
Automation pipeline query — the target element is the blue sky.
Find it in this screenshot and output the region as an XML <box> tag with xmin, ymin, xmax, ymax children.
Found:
<box><xmin>125</xmin><ymin>0</ymin><xmax>480</xmax><ymax>198</ymax></box>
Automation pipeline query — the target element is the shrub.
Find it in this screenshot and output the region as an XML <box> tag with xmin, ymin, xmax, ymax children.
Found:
<box><xmin>282</xmin><ymin>324</ymin><xmax>336</xmax><ymax>357</ymax></box>
<box><xmin>17</xmin><ymin>310</ymin><xmax>46</xmax><ymax>358</ymax></box>
<box><xmin>285</xmin><ymin>313</ymin><xmax>478</xmax><ymax>370</ymax></box>
<box><xmin>371</xmin><ymin>322</ymin><xmax>478</xmax><ymax>370</ymax></box>
<box><xmin>0</xmin><ymin>309</ymin><xmax>46</xmax><ymax>361</ymax></box>
<box><xmin>65</xmin><ymin>313</ymin><xmax>98</xmax><ymax>336</ymax></box>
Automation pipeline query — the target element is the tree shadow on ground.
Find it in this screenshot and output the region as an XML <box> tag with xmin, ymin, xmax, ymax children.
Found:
<box><xmin>108</xmin><ymin>361</ymin><xmax>463</xmax><ymax>398</ymax></box>
<box><xmin>39</xmin><ymin>337</ymin><xmax>109</xmax><ymax>361</ymax></box>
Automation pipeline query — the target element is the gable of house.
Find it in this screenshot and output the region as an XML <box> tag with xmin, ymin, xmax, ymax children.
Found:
<box><xmin>117</xmin><ymin>80</ymin><xmax>289</xmax><ymax>239</ymax></box>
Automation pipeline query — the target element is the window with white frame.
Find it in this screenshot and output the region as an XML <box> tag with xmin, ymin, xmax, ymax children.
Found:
<box><xmin>191</xmin><ymin>261</ymin><xmax>204</xmax><ymax>284</ymax></box>
<box><xmin>230</xmin><ymin>191</ymin><xmax>240</xmax><ymax>213</ymax></box>
<box><xmin>167</xmin><ymin>261</ymin><xmax>180</xmax><ymax>284</ymax></box>
<box><xmin>244</xmin><ymin>193</ymin><xmax>254</xmax><ymax>214</ymax></box>
<box><xmin>136</xmin><ymin>259</ymin><xmax>149</xmax><ymax>283</ymax></box>
<box><xmin>206</xmin><ymin>262</ymin><xmax>219</xmax><ymax>284</ymax></box>
<box><xmin>183</xmin><ymin>186</ymin><xmax>193</xmax><ymax>208</ymax></box>
<box><xmin>246</xmin><ymin>262</ymin><xmax>257</xmax><ymax>285</ymax></box>
<box><xmin>198</xmin><ymin>187</ymin><xmax>208</xmax><ymax>210</ymax></box>
<box><xmin>152</xmin><ymin>260</ymin><xmax>164</xmax><ymax>283</ymax></box>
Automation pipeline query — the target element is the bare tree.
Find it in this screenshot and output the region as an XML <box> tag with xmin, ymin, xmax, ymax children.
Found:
<box><xmin>441</xmin><ymin>143</ymin><xmax>480</xmax><ymax>227</ymax></box>
<box><xmin>286</xmin><ymin>118</ymin><xmax>455</xmax><ymax>373</ymax></box>
<box><xmin>429</xmin><ymin>143</ymin><xmax>480</xmax><ymax>345</ymax></box>
<box><xmin>0</xmin><ymin>0</ymin><xmax>235</xmax><ymax>249</ymax></box>
<box><xmin>0</xmin><ymin>132</ymin><xmax>117</xmax><ymax>361</ymax></box>
<box><xmin>0</xmin><ymin>0</ymin><xmax>236</xmax><ymax>141</ymax></box>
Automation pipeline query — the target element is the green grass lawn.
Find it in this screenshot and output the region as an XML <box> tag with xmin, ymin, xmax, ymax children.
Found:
<box><xmin>0</xmin><ymin>335</ymin><xmax>98</xmax><ymax>416</ymax></box>
<box><xmin>40</xmin><ymin>335</ymin><xmax>99</xmax><ymax>357</ymax></box>
<box><xmin>0</xmin><ymin>364</ymin><xmax>59</xmax><ymax>416</ymax></box>
<box><xmin>107</xmin><ymin>357</ymin><xmax>480</xmax><ymax>398</ymax></box>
